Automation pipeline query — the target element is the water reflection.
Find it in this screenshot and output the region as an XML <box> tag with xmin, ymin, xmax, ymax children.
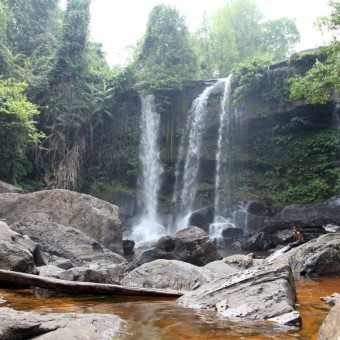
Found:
<box><xmin>0</xmin><ymin>277</ymin><xmax>339</xmax><ymax>339</ymax></box>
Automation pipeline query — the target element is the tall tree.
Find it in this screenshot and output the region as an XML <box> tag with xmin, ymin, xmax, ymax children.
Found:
<box><xmin>228</xmin><ymin>0</ymin><xmax>263</xmax><ymax>61</ymax></box>
<box><xmin>191</xmin><ymin>12</ymin><xmax>215</xmax><ymax>79</ymax></box>
<box><xmin>260</xmin><ymin>18</ymin><xmax>300</xmax><ymax>61</ymax></box>
<box><xmin>210</xmin><ymin>5</ymin><xmax>238</xmax><ymax>77</ymax></box>
<box><xmin>42</xmin><ymin>0</ymin><xmax>92</xmax><ymax>190</ymax></box>
<box><xmin>4</xmin><ymin>0</ymin><xmax>59</xmax><ymax>57</ymax></box>
<box><xmin>290</xmin><ymin>0</ymin><xmax>340</xmax><ymax>104</ymax></box>
<box><xmin>193</xmin><ymin>0</ymin><xmax>300</xmax><ymax>77</ymax></box>
<box><xmin>0</xmin><ymin>78</ymin><xmax>43</xmax><ymax>182</ymax></box>
<box><xmin>135</xmin><ymin>4</ymin><xmax>197</xmax><ymax>92</ymax></box>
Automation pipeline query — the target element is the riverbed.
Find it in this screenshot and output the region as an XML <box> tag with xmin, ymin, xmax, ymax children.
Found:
<box><xmin>0</xmin><ymin>276</ymin><xmax>338</xmax><ymax>339</ymax></box>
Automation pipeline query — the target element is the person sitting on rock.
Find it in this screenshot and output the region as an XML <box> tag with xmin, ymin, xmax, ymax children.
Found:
<box><xmin>282</xmin><ymin>226</ymin><xmax>304</xmax><ymax>253</ymax></box>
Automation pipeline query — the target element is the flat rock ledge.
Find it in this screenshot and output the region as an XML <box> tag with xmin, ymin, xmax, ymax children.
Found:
<box><xmin>178</xmin><ymin>261</ymin><xmax>299</xmax><ymax>324</ymax></box>
<box><xmin>0</xmin><ymin>307</ymin><xmax>125</xmax><ymax>340</ymax></box>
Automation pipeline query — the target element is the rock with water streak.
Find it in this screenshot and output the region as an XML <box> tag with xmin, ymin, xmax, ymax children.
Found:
<box><xmin>121</xmin><ymin>259</ymin><xmax>216</xmax><ymax>291</ymax></box>
<box><xmin>126</xmin><ymin>226</ymin><xmax>222</xmax><ymax>272</ymax></box>
<box><xmin>178</xmin><ymin>261</ymin><xmax>297</xmax><ymax>322</ymax></box>
<box><xmin>267</xmin><ymin>233</ymin><xmax>340</xmax><ymax>276</ymax></box>
<box><xmin>0</xmin><ymin>307</ymin><xmax>125</xmax><ymax>340</ymax></box>
<box><xmin>318</xmin><ymin>301</ymin><xmax>340</xmax><ymax>340</ymax></box>
<box><xmin>0</xmin><ymin>189</ymin><xmax>123</xmax><ymax>254</ymax></box>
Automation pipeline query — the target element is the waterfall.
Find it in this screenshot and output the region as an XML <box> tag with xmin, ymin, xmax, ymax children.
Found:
<box><xmin>214</xmin><ymin>75</ymin><xmax>232</xmax><ymax>220</ymax></box>
<box><xmin>132</xmin><ymin>94</ymin><xmax>165</xmax><ymax>245</ymax></box>
<box><xmin>209</xmin><ymin>76</ymin><xmax>236</xmax><ymax>245</ymax></box>
<box><xmin>172</xmin><ymin>82</ymin><xmax>220</xmax><ymax>230</ymax></box>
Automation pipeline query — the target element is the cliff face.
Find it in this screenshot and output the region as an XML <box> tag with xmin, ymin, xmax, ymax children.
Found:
<box><xmin>91</xmin><ymin>52</ymin><xmax>339</xmax><ymax>211</ymax></box>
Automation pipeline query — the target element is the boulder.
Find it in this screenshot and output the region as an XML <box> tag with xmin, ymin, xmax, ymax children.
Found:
<box><xmin>123</xmin><ymin>239</ymin><xmax>135</xmax><ymax>256</ymax></box>
<box><xmin>126</xmin><ymin>226</ymin><xmax>222</xmax><ymax>272</ymax></box>
<box><xmin>121</xmin><ymin>259</ymin><xmax>216</xmax><ymax>291</ymax></box>
<box><xmin>11</xmin><ymin>213</ymin><xmax>126</xmax><ymax>267</ymax></box>
<box><xmin>318</xmin><ymin>301</ymin><xmax>340</xmax><ymax>340</ymax></box>
<box><xmin>0</xmin><ymin>181</ymin><xmax>25</xmax><ymax>194</ymax></box>
<box><xmin>267</xmin><ymin>233</ymin><xmax>340</xmax><ymax>276</ymax></box>
<box><xmin>0</xmin><ymin>221</ymin><xmax>36</xmax><ymax>274</ymax></box>
<box><xmin>54</xmin><ymin>265</ymin><xmax>126</xmax><ymax>284</ymax></box>
<box><xmin>267</xmin><ymin>196</ymin><xmax>340</xmax><ymax>230</ymax></box>
<box><xmin>0</xmin><ymin>307</ymin><xmax>125</xmax><ymax>340</ymax></box>
<box><xmin>0</xmin><ymin>189</ymin><xmax>123</xmax><ymax>254</ymax></box>
<box><xmin>204</xmin><ymin>254</ymin><xmax>264</xmax><ymax>277</ymax></box>
<box><xmin>189</xmin><ymin>206</ymin><xmax>214</xmax><ymax>231</ymax></box>
<box><xmin>321</xmin><ymin>293</ymin><xmax>340</xmax><ymax>306</ymax></box>
<box><xmin>178</xmin><ymin>261</ymin><xmax>298</xmax><ymax>323</ymax></box>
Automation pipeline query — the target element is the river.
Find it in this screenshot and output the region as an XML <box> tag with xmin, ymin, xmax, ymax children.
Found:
<box><xmin>0</xmin><ymin>276</ymin><xmax>338</xmax><ymax>339</ymax></box>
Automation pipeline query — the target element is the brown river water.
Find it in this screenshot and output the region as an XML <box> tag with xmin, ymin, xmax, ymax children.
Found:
<box><xmin>0</xmin><ymin>276</ymin><xmax>339</xmax><ymax>339</ymax></box>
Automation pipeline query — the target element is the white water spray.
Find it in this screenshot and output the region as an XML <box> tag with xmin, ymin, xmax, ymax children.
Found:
<box><xmin>132</xmin><ymin>95</ymin><xmax>165</xmax><ymax>245</ymax></box>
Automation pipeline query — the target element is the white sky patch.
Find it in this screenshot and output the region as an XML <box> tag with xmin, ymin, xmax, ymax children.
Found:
<box><xmin>60</xmin><ymin>0</ymin><xmax>333</xmax><ymax>66</ymax></box>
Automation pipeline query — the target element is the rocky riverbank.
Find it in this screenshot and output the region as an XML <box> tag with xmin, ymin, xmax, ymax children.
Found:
<box><xmin>0</xmin><ymin>187</ymin><xmax>339</xmax><ymax>338</ymax></box>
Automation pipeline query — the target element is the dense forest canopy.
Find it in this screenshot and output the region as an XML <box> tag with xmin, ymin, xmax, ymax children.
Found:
<box><xmin>0</xmin><ymin>0</ymin><xmax>338</xmax><ymax>204</ymax></box>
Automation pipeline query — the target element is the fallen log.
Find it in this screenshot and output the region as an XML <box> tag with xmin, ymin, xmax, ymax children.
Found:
<box><xmin>0</xmin><ymin>269</ymin><xmax>184</xmax><ymax>297</ymax></box>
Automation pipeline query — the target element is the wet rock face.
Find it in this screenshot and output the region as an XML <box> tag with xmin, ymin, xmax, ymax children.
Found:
<box><xmin>0</xmin><ymin>307</ymin><xmax>125</xmax><ymax>340</ymax></box>
<box><xmin>178</xmin><ymin>261</ymin><xmax>297</xmax><ymax>322</ymax></box>
<box><xmin>125</xmin><ymin>226</ymin><xmax>222</xmax><ymax>272</ymax></box>
<box><xmin>0</xmin><ymin>189</ymin><xmax>123</xmax><ymax>254</ymax></box>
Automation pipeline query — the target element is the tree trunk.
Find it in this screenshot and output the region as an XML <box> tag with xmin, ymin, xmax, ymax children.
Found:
<box><xmin>0</xmin><ymin>269</ymin><xmax>184</xmax><ymax>297</ymax></box>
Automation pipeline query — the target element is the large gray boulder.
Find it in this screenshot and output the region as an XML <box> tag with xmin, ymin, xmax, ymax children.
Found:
<box><xmin>204</xmin><ymin>254</ymin><xmax>264</xmax><ymax>277</ymax></box>
<box><xmin>121</xmin><ymin>259</ymin><xmax>216</xmax><ymax>291</ymax></box>
<box><xmin>126</xmin><ymin>226</ymin><xmax>222</xmax><ymax>272</ymax></box>
<box><xmin>11</xmin><ymin>213</ymin><xmax>126</xmax><ymax>268</ymax></box>
<box><xmin>267</xmin><ymin>196</ymin><xmax>340</xmax><ymax>230</ymax></box>
<box><xmin>178</xmin><ymin>261</ymin><xmax>298</xmax><ymax>323</ymax></box>
<box><xmin>0</xmin><ymin>307</ymin><xmax>125</xmax><ymax>340</ymax></box>
<box><xmin>267</xmin><ymin>233</ymin><xmax>340</xmax><ymax>276</ymax></box>
<box><xmin>0</xmin><ymin>189</ymin><xmax>123</xmax><ymax>254</ymax></box>
<box><xmin>0</xmin><ymin>221</ymin><xmax>37</xmax><ymax>273</ymax></box>
<box><xmin>0</xmin><ymin>181</ymin><xmax>25</xmax><ymax>194</ymax></box>
<box><xmin>318</xmin><ymin>301</ymin><xmax>340</xmax><ymax>340</ymax></box>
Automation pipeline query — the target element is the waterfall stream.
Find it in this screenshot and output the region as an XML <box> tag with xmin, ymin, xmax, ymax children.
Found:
<box><xmin>172</xmin><ymin>81</ymin><xmax>221</xmax><ymax>230</ymax></box>
<box><xmin>214</xmin><ymin>75</ymin><xmax>232</xmax><ymax>220</ymax></box>
<box><xmin>131</xmin><ymin>95</ymin><xmax>165</xmax><ymax>245</ymax></box>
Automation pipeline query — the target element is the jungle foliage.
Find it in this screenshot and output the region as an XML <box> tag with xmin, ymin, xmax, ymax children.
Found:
<box><xmin>0</xmin><ymin>0</ymin><xmax>338</xmax><ymax>205</ymax></box>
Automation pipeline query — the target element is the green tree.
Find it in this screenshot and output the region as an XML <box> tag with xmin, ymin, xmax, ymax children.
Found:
<box><xmin>228</xmin><ymin>0</ymin><xmax>263</xmax><ymax>61</ymax></box>
<box><xmin>210</xmin><ymin>5</ymin><xmax>238</xmax><ymax>76</ymax></box>
<box><xmin>290</xmin><ymin>1</ymin><xmax>340</xmax><ymax>104</ymax></box>
<box><xmin>135</xmin><ymin>4</ymin><xmax>197</xmax><ymax>92</ymax></box>
<box><xmin>193</xmin><ymin>0</ymin><xmax>300</xmax><ymax>77</ymax></box>
<box><xmin>42</xmin><ymin>0</ymin><xmax>92</xmax><ymax>190</ymax></box>
<box><xmin>260</xmin><ymin>18</ymin><xmax>300</xmax><ymax>61</ymax></box>
<box><xmin>0</xmin><ymin>78</ymin><xmax>44</xmax><ymax>182</ymax></box>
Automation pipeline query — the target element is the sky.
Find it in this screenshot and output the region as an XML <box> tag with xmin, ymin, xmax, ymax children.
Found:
<box><xmin>62</xmin><ymin>0</ymin><xmax>333</xmax><ymax>66</ymax></box>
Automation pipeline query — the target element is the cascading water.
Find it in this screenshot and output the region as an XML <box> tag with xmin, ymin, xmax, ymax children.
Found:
<box><xmin>208</xmin><ymin>76</ymin><xmax>234</xmax><ymax>245</ymax></box>
<box><xmin>131</xmin><ymin>94</ymin><xmax>165</xmax><ymax>245</ymax></box>
<box><xmin>214</xmin><ymin>75</ymin><xmax>232</xmax><ymax>220</ymax></box>
<box><xmin>172</xmin><ymin>82</ymin><xmax>220</xmax><ymax>231</ymax></box>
